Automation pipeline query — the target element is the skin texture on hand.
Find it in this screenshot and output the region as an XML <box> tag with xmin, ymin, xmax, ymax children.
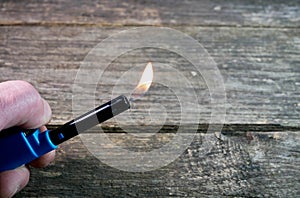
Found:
<box><xmin>0</xmin><ymin>80</ymin><xmax>55</xmax><ymax>198</ymax></box>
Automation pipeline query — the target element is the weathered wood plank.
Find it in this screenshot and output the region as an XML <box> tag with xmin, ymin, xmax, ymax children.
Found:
<box><xmin>1</xmin><ymin>1</ymin><xmax>298</xmax><ymax>197</ymax></box>
<box><xmin>0</xmin><ymin>0</ymin><xmax>299</xmax><ymax>27</ymax></box>
<box><xmin>15</xmin><ymin>130</ymin><xmax>300</xmax><ymax>197</ymax></box>
<box><xmin>0</xmin><ymin>26</ymin><xmax>299</xmax><ymax>126</ymax></box>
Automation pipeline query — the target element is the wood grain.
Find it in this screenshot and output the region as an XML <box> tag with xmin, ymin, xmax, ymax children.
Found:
<box><xmin>0</xmin><ymin>26</ymin><xmax>298</xmax><ymax>126</ymax></box>
<box><xmin>0</xmin><ymin>1</ymin><xmax>299</xmax><ymax>197</ymax></box>
<box><xmin>0</xmin><ymin>0</ymin><xmax>299</xmax><ymax>27</ymax></box>
<box><xmin>15</xmin><ymin>130</ymin><xmax>300</xmax><ymax>197</ymax></box>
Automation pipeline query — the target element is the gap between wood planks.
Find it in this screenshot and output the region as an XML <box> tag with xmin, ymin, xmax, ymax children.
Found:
<box><xmin>0</xmin><ymin>22</ymin><xmax>299</xmax><ymax>29</ymax></box>
<box><xmin>46</xmin><ymin>124</ymin><xmax>300</xmax><ymax>133</ymax></box>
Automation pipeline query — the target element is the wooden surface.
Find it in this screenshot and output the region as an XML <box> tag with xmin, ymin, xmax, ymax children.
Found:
<box><xmin>0</xmin><ymin>0</ymin><xmax>299</xmax><ymax>27</ymax></box>
<box><xmin>1</xmin><ymin>26</ymin><xmax>299</xmax><ymax>126</ymax></box>
<box><xmin>17</xmin><ymin>128</ymin><xmax>300</xmax><ymax>197</ymax></box>
<box><xmin>0</xmin><ymin>0</ymin><xmax>299</xmax><ymax>197</ymax></box>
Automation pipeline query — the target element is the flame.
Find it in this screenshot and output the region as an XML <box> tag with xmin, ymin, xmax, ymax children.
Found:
<box><xmin>131</xmin><ymin>62</ymin><xmax>153</xmax><ymax>100</ymax></box>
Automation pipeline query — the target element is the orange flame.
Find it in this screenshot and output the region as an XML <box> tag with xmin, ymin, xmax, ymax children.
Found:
<box><xmin>131</xmin><ymin>62</ymin><xmax>153</xmax><ymax>100</ymax></box>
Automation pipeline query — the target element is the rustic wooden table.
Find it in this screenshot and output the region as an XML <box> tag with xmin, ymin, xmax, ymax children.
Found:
<box><xmin>0</xmin><ymin>0</ymin><xmax>299</xmax><ymax>197</ymax></box>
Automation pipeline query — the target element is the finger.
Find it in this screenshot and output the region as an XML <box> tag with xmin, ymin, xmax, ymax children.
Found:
<box><xmin>29</xmin><ymin>150</ymin><xmax>56</xmax><ymax>168</ymax></box>
<box><xmin>0</xmin><ymin>80</ymin><xmax>52</xmax><ymax>131</ymax></box>
<box><xmin>0</xmin><ymin>166</ymin><xmax>30</xmax><ymax>198</ymax></box>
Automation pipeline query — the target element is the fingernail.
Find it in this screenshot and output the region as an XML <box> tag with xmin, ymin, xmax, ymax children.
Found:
<box><xmin>9</xmin><ymin>166</ymin><xmax>29</xmax><ymax>197</ymax></box>
<box><xmin>42</xmin><ymin>99</ymin><xmax>52</xmax><ymax>124</ymax></box>
<box><xmin>16</xmin><ymin>166</ymin><xmax>29</xmax><ymax>191</ymax></box>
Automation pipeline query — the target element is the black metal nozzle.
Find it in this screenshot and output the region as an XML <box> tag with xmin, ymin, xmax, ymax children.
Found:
<box><xmin>49</xmin><ymin>95</ymin><xmax>130</xmax><ymax>145</ymax></box>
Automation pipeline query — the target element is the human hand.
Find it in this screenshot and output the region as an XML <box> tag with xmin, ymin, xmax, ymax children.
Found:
<box><xmin>0</xmin><ymin>80</ymin><xmax>55</xmax><ymax>198</ymax></box>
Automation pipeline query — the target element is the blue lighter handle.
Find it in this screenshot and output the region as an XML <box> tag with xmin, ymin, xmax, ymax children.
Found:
<box><xmin>0</xmin><ymin>129</ymin><xmax>57</xmax><ymax>172</ymax></box>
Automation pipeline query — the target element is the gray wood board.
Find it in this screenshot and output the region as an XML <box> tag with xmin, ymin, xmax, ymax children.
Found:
<box><xmin>0</xmin><ymin>26</ymin><xmax>299</xmax><ymax>126</ymax></box>
<box><xmin>15</xmin><ymin>131</ymin><xmax>300</xmax><ymax>197</ymax></box>
<box><xmin>0</xmin><ymin>0</ymin><xmax>299</xmax><ymax>28</ymax></box>
<box><xmin>1</xmin><ymin>1</ymin><xmax>299</xmax><ymax>197</ymax></box>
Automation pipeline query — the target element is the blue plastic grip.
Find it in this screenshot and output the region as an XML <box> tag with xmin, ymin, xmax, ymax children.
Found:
<box><xmin>0</xmin><ymin>129</ymin><xmax>57</xmax><ymax>172</ymax></box>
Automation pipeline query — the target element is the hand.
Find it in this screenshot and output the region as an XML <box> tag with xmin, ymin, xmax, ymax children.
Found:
<box><xmin>0</xmin><ymin>80</ymin><xmax>55</xmax><ymax>198</ymax></box>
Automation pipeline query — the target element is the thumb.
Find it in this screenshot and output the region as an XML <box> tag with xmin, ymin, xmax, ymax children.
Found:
<box><xmin>0</xmin><ymin>80</ymin><xmax>52</xmax><ymax>131</ymax></box>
